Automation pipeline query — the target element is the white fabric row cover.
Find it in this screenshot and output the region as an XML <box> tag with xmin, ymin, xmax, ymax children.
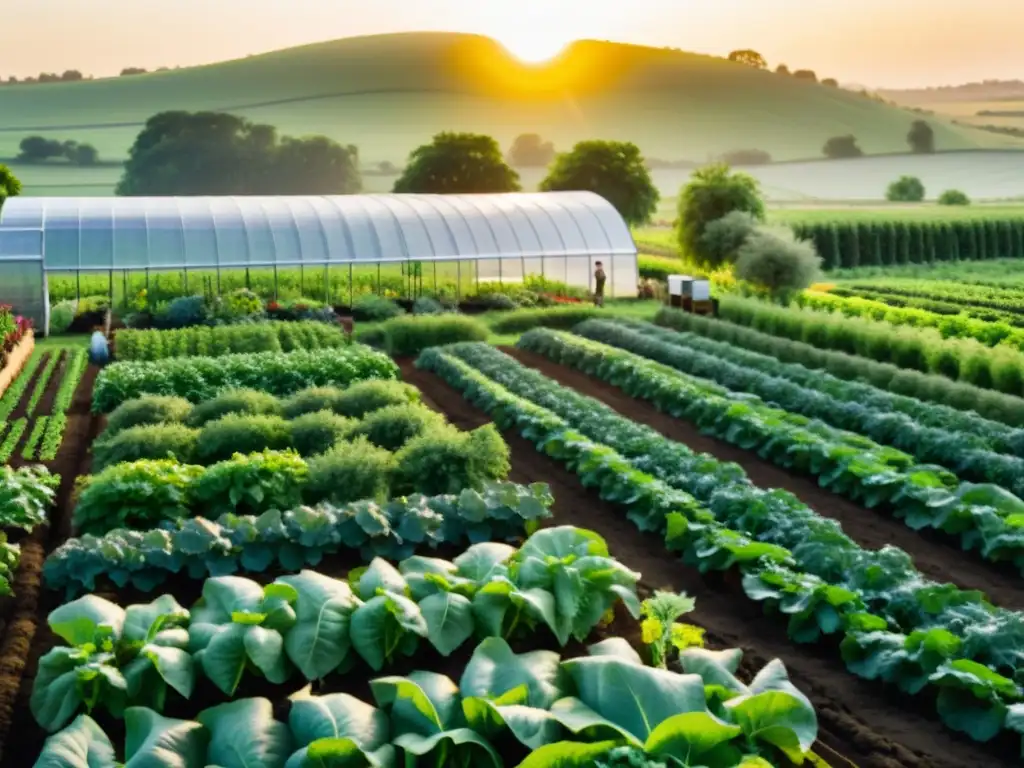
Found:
<box><xmin>0</xmin><ymin>192</ymin><xmax>637</xmax><ymax>271</ymax></box>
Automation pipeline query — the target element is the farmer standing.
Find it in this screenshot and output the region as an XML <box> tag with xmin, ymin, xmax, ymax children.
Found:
<box><xmin>593</xmin><ymin>261</ymin><xmax>606</xmax><ymax>307</ymax></box>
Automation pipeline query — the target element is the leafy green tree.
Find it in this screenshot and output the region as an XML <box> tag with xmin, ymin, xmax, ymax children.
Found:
<box><xmin>793</xmin><ymin>69</ymin><xmax>818</xmax><ymax>82</ymax></box>
<box><xmin>886</xmin><ymin>175</ymin><xmax>925</xmax><ymax>202</ymax></box>
<box><xmin>0</xmin><ymin>164</ymin><xmax>21</xmax><ymax>206</ymax></box>
<box><xmin>727</xmin><ymin>50</ymin><xmax>767</xmax><ymax>69</ymax></box>
<box><xmin>907</xmin><ymin>120</ymin><xmax>935</xmax><ymax>154</ymax></box>
<box><xmin>698</xmin><ymin>211</ymin><xmax>758</xmax><ymax>267</ymax></box>
<box><xmin>775</xmin><ymin>64</ymin><xmax>790</xmax><ymax>75</ymax></box>
<box><xmin>540</xmin><ymin>140</ymin><xmax>659</xmax><ymax>226</ymax></box>
<box><xmin>507</xmin><ymin>133</ymin><xmax>556</xmax><ymax>167</ymax></box>
<box><xmin>393</xmin><ymin>132</ymin><xmax>520</xmax><ymax>194</ymax></box>
<box><xmin>65</xmin><ymin>142</ymin><xmax>99</xmax><ymax>166</ymax></box>
<box><xmin>938</xmin><ymin>189</ymin><xmax>969</xmax><ymax>206</ymax></box>
<box><xmin>734</xmin><ymin>225</ymin><xmax>822</xmax><ymax>301</ymax></box>
<box><xmin>823</xmin><ymin>135</ymin><xmax>863</xmax><ymax>159</ymax></box>
<box><xmin>821</xmin><ymin>78</ymin><xmax>839</xmax><ymax>87</ymax></box>
<box><xmin>676</xmin><ymin>163</ymin><xmax>765</xmax><ymax>265</ymax></box>
<box><xmin>116</xmin><ymin>111</ymin><xmax>361</xmax><ymax>196</ymax></box>
<box><xmin>18</xmin><ymin>135</ymin><xmax>65</xmax><ymax>162</ymax></box>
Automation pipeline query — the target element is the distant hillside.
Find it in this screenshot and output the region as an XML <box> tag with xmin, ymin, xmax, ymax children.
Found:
<box><xmin>881</xmin><ymin>80</ymin><xmax>1024</xmax><ymax>104</ymax></box>
<box><xmin>0</xmin><ymin>31</ymin><xmax>1021</xmax><ymax>194</ymax></box>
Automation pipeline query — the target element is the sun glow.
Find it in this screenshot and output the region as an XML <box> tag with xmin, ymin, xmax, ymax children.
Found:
<box><xmin>497</xmin><ymin>28</ymin><xmax>573</xmax><ymax>64</ymax></box>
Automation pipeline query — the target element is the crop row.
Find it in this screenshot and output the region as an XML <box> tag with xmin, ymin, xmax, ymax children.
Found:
<box><xmin>716</xmin><ymin>295</ymin><xmax>1024</xmax><ymax>396</ymax></box>
<box><xmin>827</xmin><ymin>285</ymin><xmax>1024</xmax><ymax>330</ymax></box>
<box><xmin>790</xmin><ymin>217</ymin><xmax>1024</xmax><ymax>271</ymax></box>
<box><xmin>417</xmin><ymin>342</ymin><xmax>1024</xmax><ymax>743</ymax></box>
<box><xmin>44</xmin><ymin>479</ymin><xmax>551</xmax><ymax>596</ymax></box>
<box><xmin>654</xmin><ymin>306</ymin><xmax>1024</xmax><ymax>428</ymax></box>
<box><xmin>92</xmin><ymin>344</ymin><xmax>400</xmax><ymax>412</ymax></box>
<box><xmin>34</xmin><ymin>633</ymin><xmax>821</xmax><ymax>768</ymax></box>
<box><xmin>0</xmin><ymin>419</ymin><xmax>26</xmax><ymax>463</ymax></box>
<box><xmin>36</xmin><ymin>525</ymin><xmax>638</xmax><ymax>733</ymax></box>
<box><xmin>112</xmin><ymin>319</ymin><xmax>348</xmax><ymax>361</ymax></box>
<box><xmin>19</xmin><ymin>417</ymin><xmax>46</xmax><ymax>460</ymax></box>
<box><xmin>519</xmin><ymin>328</ymin><xmax>1024</xmax><ymax>570</ymax></box>
<box><xmin>799</xmin><ymin>290</ymin><xmax>1024</xmax><ymax>349</ymax></box>
<box><xmin>37</xmin><ymin>347</ymin><xmax>88</xmax><ymax>460</ymax></box>
<box><xmin>0</xmin><ymin>349</ymin><xmax>42</xmax><ymax>422</ymax></box>
<box><xmin>843</xmin><ymin>278</ymin><xmax>1024</xmax><ymax>313</ymax></box>
<box><xmin>575</xmin><ymin>318</ymin><xmax>1024</xmax><ymax>492</ymax></box>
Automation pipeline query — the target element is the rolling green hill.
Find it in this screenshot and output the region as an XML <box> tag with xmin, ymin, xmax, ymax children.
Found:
<box><xmin>1</xmin><ymin>32</ymin><xmax>1021</xmax><ymax>197</ymax></box>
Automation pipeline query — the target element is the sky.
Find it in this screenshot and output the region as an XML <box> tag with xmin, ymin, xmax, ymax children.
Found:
<box><xmin>1</xmin><ymin>0</ymin><xmax>1021</xmax><ymax>88</ymax></box>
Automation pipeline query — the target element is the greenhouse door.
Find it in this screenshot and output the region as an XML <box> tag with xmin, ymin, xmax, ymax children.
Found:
<box><xmin>0</xmin><ymin>228</ymin><xmax>48</xmax><ymax>333</ymax></box>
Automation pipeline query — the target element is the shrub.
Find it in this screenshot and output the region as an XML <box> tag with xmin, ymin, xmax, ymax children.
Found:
<box><xmin>352</xmin><ymin>294</ymin><xmax>404</xmax><ymax>321</ymax></box>
<box><xmin>214</xmin><ymin>288</ymin><xmax>264</xmax><ymax>322</ymax></box>
<box><xmin>186</xmin><ymin>388</ymin><xmax>282</xmax><ymax>427</ymax></box>
<box><xmin>383</xmin><ymin>314</ymin><xmax>489</xmax><ymax>356</ymax></box>
<box><xmin>49</xmin><ymin>301</ymin><xmax>75</xmax><ymax>334</ymax></box>
<box><xmin>412</xmin><ymin>296</ymin><xmax>444</xmax><ymax>315</ymax></box>
<box><xmin>886</xmin><ymin>175</ymin><xmax>926</xmax><ymax>202</ymax></box>
<box><xmin>156</xmin><ymin>295</ymin><xmax>209</xmax><ymax>329</ymax></box>
<box><xmin>303</xmin><ymin>438</ymin><xmax>394</xmax><ymax>504</ymax></box>
<box><xmin>354</xmin><ymin>326</ymin><xmax>386</xmax><ymax>349</ymax></box>
<box><xmin>195</xmin><ymin>414</ymin><xmax>292</xmax><ymax>464</ymax></box>
<box><xmin>822</xmin><ymin>135</ymin><xmax>863</xmax><ymax>159</ymax></box>
<box><xmin>470</xmin><ymin>293</ymin><xmax>516</xmax><ymax>310</ymax></box>
<box><xmin>289</xmin><ymin>410</ymin><xmax>355</xmax><ymax>455</ymax></box>
<box><xmin>698</xmin><ymin>211</ymin><xmax>758</xmax><ymax>268</ymax></box>
<box><xmin>332</xmin><ymin>380</ymin><xmax>421</xmax><ymax>419</ymax></box>
<box><xmin>676</xmin><ymin>164</ymin><xmax>765</xmax><ymax>265</ymax></box>
<box><xmin>189</xmin><ymin>449</ymin><xmax>308</xmax><ymax>518</ymax></box>
<box><xmin>92</xmin><ymin>423</ymin><xmax>200</xmax><ymax>472</ymax></box>
<box><xmin>281</xmin><ymin>386</ymin><xmax>347</xmax><ymax>419</ymax></box>
<box><xmin>73</xmin><ymin>459</ymin><xmax>203</xmax><ymax>536</ymax></box>
<box><xmin>346</xmin><ymin>402</ymin><xmax>446</xmax><ymax>451</ymax></box>
<box><xmin>103</xmin><ymin>395</ymin><xmax>192</xmax><ymax>439</ymax></box>
<box><xmin>637</xmin><ymin>255</ymin><xmax>683</xmax><ymax>282</ymax></box>
<box><xmin>490</xmin><ymin>306</ymin><xmax>601</xmax><ymax>334</ymax></box>
<box><xmin>392</xmin><ymin>424</ymin><xmax>510</xmax><ymax>496</ymax></box>
<box><xmin>938</xmin><ymin>189</ymin><xmax>970</xmax><ymax>206</ymax></box>
<box><xmin>733</xmin><ymin>226</ymin><xmax>822</xmax><ymax>300</ymax></box>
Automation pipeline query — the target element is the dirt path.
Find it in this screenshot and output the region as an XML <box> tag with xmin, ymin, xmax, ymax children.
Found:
<box><xmin>503</xmin><ymin>347</ymin><xmax>1024</xmax><ymax>611</ymax></box>
<box><xmin>400</xmin><ymin>359</ymin><xmax>1019</xmax><ymax>768</ymax></box>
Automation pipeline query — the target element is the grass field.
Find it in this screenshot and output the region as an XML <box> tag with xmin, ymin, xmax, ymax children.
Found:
<box><xmin>2</xmin><ymin>32</ymin><xmax>1022</xmax><ymax>194</ymax></box>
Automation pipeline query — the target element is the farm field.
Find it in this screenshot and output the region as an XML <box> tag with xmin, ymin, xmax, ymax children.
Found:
<box><xmin>4</xmin><ymin>299</ymin><xmax>1024</xmax><ymax>765</ymax></box>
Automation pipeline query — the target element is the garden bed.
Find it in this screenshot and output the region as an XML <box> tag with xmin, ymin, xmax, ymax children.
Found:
<box><xmin>0</xmin><ymin>332</ymin><xmax>34</xmax><ymax>402</ymax></box>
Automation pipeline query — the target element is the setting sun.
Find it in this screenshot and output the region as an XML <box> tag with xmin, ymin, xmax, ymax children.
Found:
<box><xmin>497</xmin><ymin>28</ymin><xmax>574</xmax><ymax>64</ymax></box>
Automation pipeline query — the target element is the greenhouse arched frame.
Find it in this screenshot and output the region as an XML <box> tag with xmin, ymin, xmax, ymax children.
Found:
<box><xmin>0</xmin><ymin>191</ymin><xmax>639</xmax><ymax>333</ymax></box>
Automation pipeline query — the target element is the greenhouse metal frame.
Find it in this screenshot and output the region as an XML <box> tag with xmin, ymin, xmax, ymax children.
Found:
<box><xmin>0</xmin><ymin>191</ymin><xmax>639</xmax><ymax>331</ymax></box>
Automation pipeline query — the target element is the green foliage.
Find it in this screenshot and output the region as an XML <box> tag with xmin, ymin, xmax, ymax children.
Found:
<box><xmin>490</xmin><ymin>306</ymin><xmax>601</xmax><ymax>334</ymax></box>
<box><xmin>0</xmin><ymin>465</ymin><xmax>59</xmax><ymax>532</ymax></box>
<box><xmin>346</xmin><ymin>403</ymin><xmax>446</xmax><ymax>451</ymax></box>
<box><xmin>92</xmin><ymin>423</ymin><xmax>200</xmax><ymax>472</ymax></box>
<box><xmin>49</xmin><ymin>300</ymin><xmax>76</xmax><ymax>334</ymax></box>
<box><xmin>637</xmin><ymin>255</ymin><xmax>684</xmax><ymax>282</ymax></box>
<box><xmin>908</xmin><ymin>119</ymin><xmax>936</xmax><ymax>154</ymax></box>
<box><xmin>697</xmin><ymin>210</ymin><xmax>758</xmax><ymax>268</ymax></box>
<box><xmin>539</xmin><ymin>140</ymin><xmax>659</xmax><ymax>226</ymax></box>
<box><xmin>393</xmin><ymin>132</ymin><xmax>521</xmax><ymax>194</ymax></box>
<box><xmin>73</xmin><ymin>460</ymin><xmax>204</xmax><ymax>536</ymax></box>
<box><xmin>0</xmin><ymin>163</ymin><xmax>22</xmax><ymax>204</ymax></box>
<box><xmin>189</xmin><ymin>449</ymin><xmax>309</xmax><ymax>519</ymax></box>
<box><xmin>186</xmin><ymin>388</ymin><xmax>283</xmax><ymax>427</ymax></box>
<box><xmin>114</xmin><ymin>321</ymin><xmax>348</xmax><ymax>361</ymax></box>
<box><xmin>281</xmin><ymin>386</ymin><xmax>347</xmax><ymax>418</ymax></box>
<box><xmin>939</xmin><ymin>189</ymin><xmax>971</xmax><ymax>206</ymax></box>
<box><xmin>92</xmin><ymin>345</ymin><xmax>399</xmax><ymax>412</ymax></box>
<box><xmin>116</xmin><ymin>110</ymin><xmax>361</xmax><ymax>196</ymax></box>
<box><xmin>734</xmin><ymin>226</ymin><xmax>822</xmax><ymax>299</ymax></box>
<box><xmin>288</xmin><ymin>410</ymin><xmax>355</xmax><ymax>455</ymax></box>
<box><xmin>392</xmin><ymin>423</ymin><xmax>511</xmax><ymax>496</ymax></box>
<box><xmin>304</xmin><ymin>438</ymin><xmax>395</xmax><ymax>505</ymax></box>
<box><xmin>195</xmin><ymin>414</ymin><xmax>292</xmax><ymax>464</ymax></box>
<box><xmin>507</xmin><ymin>132</ymin><xmax>556</xmax><ymax>167</ymax></box>
<box><xmin>822</xmin><ymin>135</ymin><xmax>863</xmax><ymax>159</ymax></box>
<box><xmin>887</xmin><ymin>175</ymin><xmax>926</xmax><ymax>202</ymax></box>
<box><xmin>352</xmin><ymin>294</ymin><xmax>405</xmax><ymax>321</ymax></box>
<box><xmin>382</xmin><ymin>314</ymin><xmax>489</xmax><ymax>356</ymax></box>
<box><xmin>676</xmin><ymin>163</ymin><xmax>765</xmax><ymax>265</ymax></box>
<box><xmin>332</xmin><ymin>379</ymin><xmax>422</xmax><ymax>418</ymax></box>
<box><xmin>728</xmin><ymin>49</ymin><xmax>768</xmax><ymax>68</ymax></box>
<box><xmin>412</xmin><ymin>296</ymin><xmax>444</xmax><ymax>315</ymax></box>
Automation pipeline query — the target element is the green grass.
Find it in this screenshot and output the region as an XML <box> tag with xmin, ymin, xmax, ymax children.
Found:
<box><xmin>3</xmin><ymin>32</ymin><xmax>1022</xmax><ymax>199</ymax></box>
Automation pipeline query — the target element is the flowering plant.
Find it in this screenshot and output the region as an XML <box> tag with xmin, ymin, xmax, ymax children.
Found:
<box><xmin>639</xmin><ymin>590</ymin><xmax>704</xmax><ymax>668</ymax></box>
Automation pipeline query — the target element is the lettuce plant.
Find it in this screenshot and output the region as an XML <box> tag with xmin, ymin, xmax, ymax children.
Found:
<box><xmin>0</xmin><ymin>464</ymin><xmax>59</xmax><ymax>532</ymax></box>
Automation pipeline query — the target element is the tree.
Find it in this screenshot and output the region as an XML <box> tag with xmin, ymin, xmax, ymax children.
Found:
<box><xmin>793</xmin><ymin>69</ymin><xmax>818</xmax><ymax>82</ymax></box>
<box><xmin>507</xmin><ymin>133</ymin><xmax>556</xmax><ymax>167</ymax></box>
<box><xmin>539</xmin><ymin>140</ymin><xmax>659</xmax><ymax>226</ymax></box>
<box><xmin>698</xmin><ymin>211</ymin><xmax>758</xmax><ymax>267</ymax></box>
<box><xmin>823</xmin><ymin>135</ymin><xmax>863</xmax><ymax>159</ymax></box>
<box><xmin>120</xmin><ymin>67</ymin><xmax>148</xmax><ymax>76</ymax></box>
<box><xmin>117</xmin><ymin>110</ymin><xmax>362</xmax><ymax>196</ymax></box>
<box><xmin>821</xmin><ymin>78</ymin><xmax>839</xmax><ymax>87</ymax></box>
<box><xmin>734</xmin><ymin>225</ymin><xmax>822</xmax><ymax>301</ymax></box>
<box><xmin>0</xmin><ymin>164</ymin><xmax>21</xmax><ymax>207</ymax></box>
<box><xmin>907</xmin><ymin>120</ymin><xmax>935</xmax><ymax>154</ymax></box>
<box><xmin>18</xmin><ymin>135</ymin><xmax>65</xmax><ymax>162</ymax></box>
<box><xmin>886</xmin><ymin>175</ymin><xmax>926</xmax><ymax>202</ymax></box>
<box><xmin>775</xmin><ymin>64</ymin><xmax>790</xmax><ymax>75</ymax></box>
<box><xmin>66</xmin><ymin>142</ymin><xmax>99</xmax><ymax>166</ymax></box>
<box><xmin>61</xmin><ymin>70</ymin><xmax>83</xmax><ymax>81</ymax></box>
<box><xmin>938</xmin><ymin>189</ymin><xmax>970</xmax><ymax>206</ymax></box>
<box><xmin>393</xmin><ymin>132</ymin><xmax>520</xmax><ymax>194</ymax></box>
<box><xmin>676</xmin><ymin>163</ymin><xmax>765</xmax><ymax>265</ymax></box>
<box><xmin>727</xmin><ymin>50</ymin><xmax>767</xmax><ymax>69</ymax></box>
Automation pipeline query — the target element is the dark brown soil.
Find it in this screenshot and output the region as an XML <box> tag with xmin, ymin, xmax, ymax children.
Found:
<box><xmin>504</xmin><ymin>347</ymin><xmax>1024</xmax><ymax>611</ymax></box>
<box><xmin>399</xmin><ymin>358</ymin><xmax>1019</xmax><ymax>768</ymax></box>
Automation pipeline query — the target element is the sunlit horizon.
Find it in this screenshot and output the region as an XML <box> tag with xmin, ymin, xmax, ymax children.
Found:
<box><xmin>1</xmin><ymin>0</ymin><xmax>1022</xmax><ymax>88</ymax></box>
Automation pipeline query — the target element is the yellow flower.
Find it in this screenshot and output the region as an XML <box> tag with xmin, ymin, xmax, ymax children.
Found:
<box><xmin>670</xmin><ymin>623</ymin><xmax>706</xmax><ymax>651</ymax></box>
<box><xmin>641</xmin><ymin>618</ymin><xmax>664</xmax><ymax>645</ymax></box>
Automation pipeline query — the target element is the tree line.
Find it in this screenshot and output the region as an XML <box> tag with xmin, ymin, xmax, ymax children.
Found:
<box><xmin>17</xmin><ymin>136</ymin><xmax>99</xmax><ymax>166</ymax></box>
<box><xmin>2</xmin><ymin>66</ymin><xmax>172</xmax><ymax>86</ymax></box>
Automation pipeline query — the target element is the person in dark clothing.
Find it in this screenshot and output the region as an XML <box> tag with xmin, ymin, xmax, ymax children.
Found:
<box><xmin>594</xmin><ymin>261</ymin><xmax>606</xmax><ymax>307</ymax></box>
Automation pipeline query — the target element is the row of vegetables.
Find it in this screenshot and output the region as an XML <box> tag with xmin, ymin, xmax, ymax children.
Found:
<box><xmin>517</xmin><ymin>327</ymin><xmax>1024</xmax><ymax>571</ymax></box>
<box><xmin>0</xmin><ymin>465</ymin><xmax>60</xmax><ymax>596</ymax></box>
<box><xmin>415</xmin><ymin>341</ymin><xmax>1024</xmax><ymax>747</ymax></box>
<box><xmin>574</xmin><ymin>318</ymin><xmax>1024</xmax><ymax>498</ymax></box>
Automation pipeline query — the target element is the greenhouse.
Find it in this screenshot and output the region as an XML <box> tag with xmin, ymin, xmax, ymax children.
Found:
<box><xmin>0</xmin><ymin>191</ymin><xmax>638</xmax><ymax>332</ymax></box>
